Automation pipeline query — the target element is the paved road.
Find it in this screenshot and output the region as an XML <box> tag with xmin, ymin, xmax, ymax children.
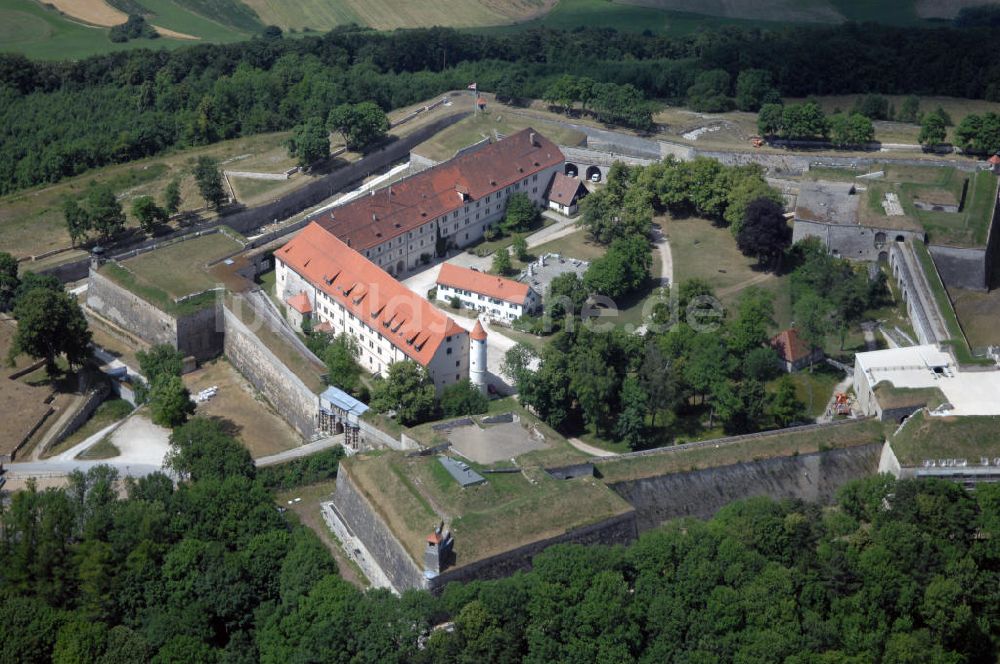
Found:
<box><xmin>255</xmin><ymin>435</ymin><xmax>344</xmax><ymax>467</ymax></box>
<box><xmin>399</xmin><ymin>211</ymin><xmax>583</xmax><ymax>392</ymax></box>
<box><xmin>6</xmin><ymin>460</ymin><xmax>164</xmax><ymax>480</ymax></box>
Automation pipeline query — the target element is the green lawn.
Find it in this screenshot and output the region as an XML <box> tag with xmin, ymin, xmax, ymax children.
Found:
<box><xmin>770</xmin><ymin>365</ymin><xmax>843</xmax><ymax>420</ymax></box>
<box><xmin>77</xmin><ymin>436</ymin><xmax>121</xmax><ymax>460</ymax></box>
<box><xmin>0</xmin><ymin>130</ymin><xmax>294</xmax><ymax>259</ymax></box>
<box><xmin>664</xmin><ymin>215</ymin><xmax>792</xmax><ymax>329</ymax></box>
<box><xmin>121</xmin><ymin>231</ymin><xmax>242</xmax><ymax>299</ymax></box>
<box><xmin>413</xmin><ymin>113</ymin><xmax>586</xmax><ymax>163</ymax></box>
<box><xmin>346</xmin><ymin>450</ymin><xmax>630</xmax><ymax>569</ymax></box>
<box><xmin>891</xmin><ymin>411</ymin><xmax>1000</xmax><ymax>466</ymax></box>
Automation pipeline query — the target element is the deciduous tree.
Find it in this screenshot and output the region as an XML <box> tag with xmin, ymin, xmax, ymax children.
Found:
<box><xmin>324</xmin><ymin>333</ymin><xmax>361</xmax><ymax>392</ymax></box>
<box><xmin>736</xmin><ymin>198</ymin><xmax>792</xmax><ymax>270</ymax></box>
<box><xmin>440</xmin><ymin>380</ymin><xmax>488</xmax><ymax>417</ymax></box>
<box><xmin>131</xmin><ymin>196</ymin><xmax>167</xmax><ymax>235</ymax></box>
<box><xmin>492</xmin><ymin>247</ymin><xmax>512</xmax><ymax>276</ymax></box>
<box><xmin>919</xmin><ymin>111</ymin><xmax>948</xmax><ymax>146</ymax></box>
<box><xmin>163</xmin><ymin>178</ymin><xmax>182</xmax><ymax>216</ymax></box>
<box><xmin>500</xmin><ymin>193</ymin><xmax>540</xmax><ymax>234</ymax></box>
<box><xmin>194</xmin><ymin>156</ymin><xmax>227</xmax><ymax>210</ymax></box>
<box><xmin>9</xmin><ymin>287</ymin><xmax>91</xmax><ymax>374</ymax></box>
<box><xmin>0</xmin><ymin>251</ymin><xmax>19</xmax><ymax>311</ymax></box>
<box><xmin>148</xmin><ymin>375</ymin><xmax>195</xmax><ymax>428</ymax></box>
<box><xmin>287</xmin><ymin>117</ymin><xmax>330</xmax><ymax>169</ymax></box>
<box><xmin>327</xmin><ymin>102</ymin><xmax>389</xmax><ymax>151</ymax></box>
<box><xmin>735</xmin><ymin>69</ymin><xmax>779</xmax><ymax>112</ymax></box>
<box><xmin>369</xmin><ymin>361</ymin><xmax>436</xmax><ymax>426</ymax></box>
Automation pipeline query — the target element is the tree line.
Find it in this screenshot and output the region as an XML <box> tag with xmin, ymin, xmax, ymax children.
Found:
<box><xmin>3</xmin><ymin>433</ymin><xmax>998</xmax><ymax>663</ymax></box>
<box><xmin>6</xmin><ymin>20</ymin><xmax>1000</xmax><ymax>194</ymax></box>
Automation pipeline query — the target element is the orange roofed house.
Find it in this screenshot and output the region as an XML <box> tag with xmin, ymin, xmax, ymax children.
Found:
<box><xmin>276</xmin><ymin>223</ymin><xmax>470</xmax><ymax>391</ymax></box>
<box><xmin>435</xmin><ymin>263</ymin><xmax>540</xmax><ymax>321</ymax></box>
<box><xmin>771</xmin><ymin>327</ymin><xmax>825</xmax><ymax>373</ymax></box>
<box><xmin>306</xmin><ymin>128</ymin><xmax>564</xmax><ymax>279</ymax></box>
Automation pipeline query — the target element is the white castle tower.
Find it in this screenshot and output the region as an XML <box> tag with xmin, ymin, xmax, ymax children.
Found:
<box><xmin>470</xmin><ymin>319</ymin><xmax>488</xmax><ymax>394</ymax></box>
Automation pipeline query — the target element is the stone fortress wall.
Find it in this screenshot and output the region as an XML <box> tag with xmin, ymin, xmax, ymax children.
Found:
<box><xmin>87</xmin><ymin>269</ymin><xmax>223</xmax><ymax>362</ymax></box>
<box><xmin>221</xmin><ymin>303</ymin><xmax>319</xmax><ymax>440</ymax></box>
<box><xmin>329</xmin><ymin>442</ymin><xmax>883</xmax><ymax>593</ymax></box>
<box><xmin>608</xmin><ymin>443</ymin><xmax>883</xmax><ymax>531</ymax></box>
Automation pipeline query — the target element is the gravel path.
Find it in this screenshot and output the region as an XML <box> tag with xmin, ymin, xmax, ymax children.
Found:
<box><xmin>567</xmin><ymin>437</ymin><xmax>617</xmax><ymax>458</ymax></box>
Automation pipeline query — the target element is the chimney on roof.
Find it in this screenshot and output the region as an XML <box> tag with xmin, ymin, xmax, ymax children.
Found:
<box><xmin>530</xmin><ymin>131</ymin><xmax>537</xmax><ymax>146</ymax></box>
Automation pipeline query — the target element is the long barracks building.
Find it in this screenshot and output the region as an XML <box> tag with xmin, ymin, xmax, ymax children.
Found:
<box><xmin>275</xmin><ymin>128</ymin><xmax>565</xmax><ymax>390</ymax></box>
<box><xmin>307</xmin><ymin>128</ymin><xmax>564</xmax><ymax>278</ymax></box>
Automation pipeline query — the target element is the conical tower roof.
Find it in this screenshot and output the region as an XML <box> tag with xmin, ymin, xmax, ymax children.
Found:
<box><xmin>471</xmin><ymin>320</ymin><xmax>488</xmax><ymax>341</ymax></box>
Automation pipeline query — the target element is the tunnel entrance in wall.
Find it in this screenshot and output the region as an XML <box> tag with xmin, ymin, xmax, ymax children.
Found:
<box><xmin>565</xmin><ymin>163</ymin><xmax>578</xmax><ymax>177</ymax></box>
<box><xmin>585</xmin><ymin>166</ymin><xmax>602</xmax><ymax>182</ymax></box>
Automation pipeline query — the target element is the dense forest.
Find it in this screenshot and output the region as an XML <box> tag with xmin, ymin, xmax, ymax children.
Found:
<box><xmin>5</xmin><ymin>20</ymin><xmax>1000</xmax><ymax>194</ymax></box>
<box><xmin>1</xmin><ymin>417</ymin><xmax>998</xmax><ymax>663</ymax></box>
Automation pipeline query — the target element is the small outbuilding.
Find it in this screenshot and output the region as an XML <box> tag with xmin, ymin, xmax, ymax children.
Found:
<box><xmin>547</xmin><ymin>172</ymin><xmax>588</xmax><ymax>216</ymax></box>
<box><xmin>987</xmin><ymin>154</ymin><xmax>1000</xmax><ymax>173</ymax></box>
<box><xmin>770</xmin><ymin>328</ymin><xmax>824</xmax><ymax>373</ymax></box>
<box><xmin>285</xmin><ymin>291</ymin><xmax>312</xmax><ymax>331</ymax></box>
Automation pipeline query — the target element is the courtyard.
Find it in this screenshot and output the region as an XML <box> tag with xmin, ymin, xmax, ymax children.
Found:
<box><xmin>444</xmin><ymin>414</ymin><xmax>548</xmax><ymax>465</ymax></box>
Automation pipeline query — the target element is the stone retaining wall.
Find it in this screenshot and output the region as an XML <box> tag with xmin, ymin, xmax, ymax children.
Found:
<box><xmin>222</xmin><ymin>304</ymin><xmax>318</xmax><ymax>439</ymax></box>
<box><xmin>428</xmin><ymin>510</ymin><xmax>638</xmax><ymax>593</ymax></box>
<box><xmin>609</xmin><ymin>443</ymin><xmax>882</xmax><ymax>531</ymax></box>
<box><xmin>43</xmin><ymin>383</ymin><xmax>110</xmax><ymax>454</ymax></box>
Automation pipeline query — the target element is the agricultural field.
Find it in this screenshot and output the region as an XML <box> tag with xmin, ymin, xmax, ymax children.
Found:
<box><xmin>0</xmin><ymin>0</ymin><xmax>247</xmax><ymax>60</ymax></box>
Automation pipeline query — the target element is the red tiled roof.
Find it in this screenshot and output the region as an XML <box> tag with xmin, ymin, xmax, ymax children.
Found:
<box><xmin>989</xmin><ymin>155</ymin><xmax>1000</xmax><ymax>165</ymax></box>
<box><xmin>548</xmin><ymin>172</ymin><xmax>585</xmax><ymax>204</ymax></box>
<box><xmin>286</xmin><ymin>291</ymin><xmax>312</xmax><ymax>314</ymax></box>
<box><xmin>427</xmin><ymin>531</ymin><xmax>443</xmax><ymax>544</ymax></box>
<box><xmin>276</xmin><ymin>223</ymin><xmax>467</xmax><ymax>367</ymax></box>
<box><xmin>770</xmin><ymin>328</ymin><xmax>817</xmax><ymax>363</ymax></box>
<box><xmin>314</xmin><ymin>321</ymin><xmax>334</xmax><ymax>334</ymax></box>
<box><xmin>436</xmin><ymin>263</ymin><xmax>531</xmax><ymax>306</ymax></box>
<box><xmin>312</xmin><ymin>128</ymin><xmax>563</xmax><ymax>252</ymax></box>
<box><xmin>471</xmin><ymin>319</ymin><xmax>487</xmax><ymax>341</ymax></box>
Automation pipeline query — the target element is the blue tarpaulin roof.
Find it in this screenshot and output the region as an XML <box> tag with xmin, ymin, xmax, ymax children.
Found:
<box><xmin>320</xmin><ymin>386</ymin><xmax>369</xmax><ymax>418</ymax></box>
